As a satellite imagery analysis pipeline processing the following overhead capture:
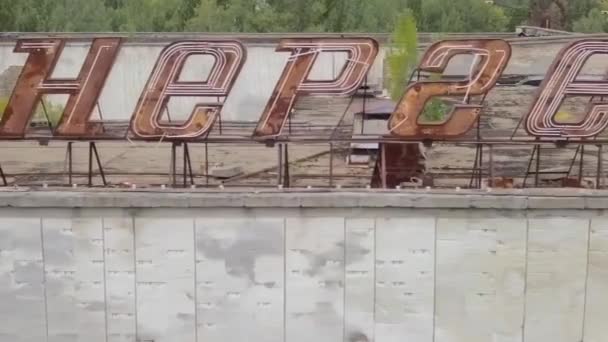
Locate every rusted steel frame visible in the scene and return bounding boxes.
[381,145,387,189]
[40,99,54,131]
[471,96,488,191]
[566,145,582,177]
[88,142,107,187]
[67,142,73,185]
[290,173,363,178]
[522,145,537,188]
[489,144,494,187]
[329,143,334,187]
[183,143,194,187]
[578,145,585,185]
[205,142,210,186]
[171,142,177,187]
[469,143,485,189]
[330,95,356,140]
[469,144,481,188]
[361,75,367,135]
[478,144,484,189]
[598,145,604,189]
[183,142,188,187]
[277,144,283,186]
[283,144,290,188]
[0,164,7,186]
[88,142,94,187]
[17,136,608,145]
[8,172,203,177]
[535,145,541,187]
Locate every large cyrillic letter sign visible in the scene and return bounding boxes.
[253,38,379,138]
[388,39,511,139]
[130,40,245,140]
[525,40,608,138]
[0,38,121,138]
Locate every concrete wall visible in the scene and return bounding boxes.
[1,190,608,342]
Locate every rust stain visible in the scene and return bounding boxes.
[388,39,512,139]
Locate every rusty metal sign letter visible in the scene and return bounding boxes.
[388,39,511,139]
[525,40,608,138]
[130,40,245,140]
[253,38,379,138]
[0,38,121,138]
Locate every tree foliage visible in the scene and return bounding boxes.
[419,0,509,32]
[387,9,418,102]
[573,8,608,33]
[1,0,608,33]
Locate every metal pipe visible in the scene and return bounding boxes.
[183,143,187,187]
[88,142,93,187]
[381,145,387,189]
[205,142,209,187]
[578,145,585,185]
[277,144,283,186]
[489,144,494,187]
[329,143,334,187]
[535,145,541,188]
[171,142,177,187]
[598,145,604,189]
[67,142,73,185]
[92,142,107,186]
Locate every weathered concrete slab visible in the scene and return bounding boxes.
[1,191,607,342]
[42,217,106,342]
[0,217,45,342]
[344,219,375,342]
[525,217,588,342]
[584,216,608,342]
[376,217,434,342]
[194,218,284,342]
[436,217,526,342]
[286,217,344,342]
[103,217,136,342]
[134,218,196,342]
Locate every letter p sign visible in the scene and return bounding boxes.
[254,38,379,138]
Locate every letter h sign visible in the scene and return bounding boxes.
[0,38,121,138]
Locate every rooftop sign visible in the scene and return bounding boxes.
[2,36,608,190]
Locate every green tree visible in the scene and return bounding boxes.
[113,0,194,31]
[13,0,55,31]
[569,0,601,25]
[387,9,418,102]
[419,0,509,32]
[573,8,607,32]
[0,0,15,31]
[12,0,110,31]
[48,0,112,31]
[188,0,291,32]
